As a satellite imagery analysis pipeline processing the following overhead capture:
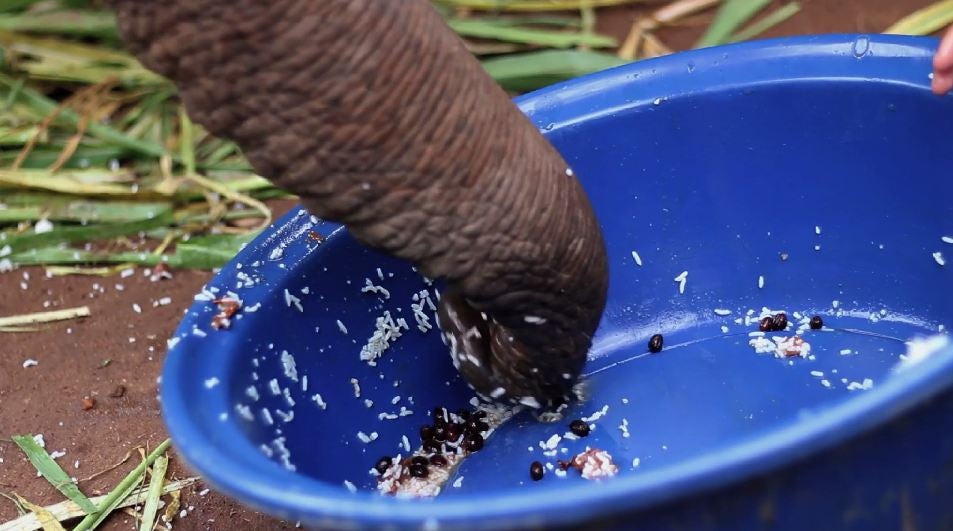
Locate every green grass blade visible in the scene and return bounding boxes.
[0,11,118,39]
[0,198,172,223]
[73,439,172,531]
[0,72,170,159]
[729,2,801,43]
[435,0,645,11]
[447,18,616,48]
[3,211,174,254]
[9,247,162,266]
[172,232,260,269]
[137,455,168,531]
[179,107,196,175]
[482,49,626,92]
[0,146,127,170]
[885,0,953,35]
[11,435,98,514]
[695,0,772,48]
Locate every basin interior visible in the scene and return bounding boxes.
[172,74,953,499]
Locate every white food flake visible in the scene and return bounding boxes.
[280,351,299,382]
[204,377,220,389]
[312,393,327,410]
[758,275,765,289]
[942,236,953,244]
[33,219,53,234]
[350,378,361,398]
[815,225,822,235]
[343,480,357,493]
[821,379,832,388]
[934,252,946,266]
[631,250,642,266]
[360,311,408,364]
[284,289,304,312]
[674,270,688,294]
[337,320,349,334]
[713,308,731,316]
[22,359,38,368]
[357,431,379,444]
[452,476,464,488]
[361,278,391,299]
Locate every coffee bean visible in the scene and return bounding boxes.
[411,456,429,467]
[473,410,488,419]
[810,315,824,330]
[772,313,788,331]
[429,454,448,467]
[648,334,663,353]
[569,419,590,437]
[409,463,428,478]
[463,434,484,452]
[420,425,435,441]
[423,439,442,453]
[759,317,773,332]
[466,419,489,434]
[433,425,447,442]
[530,461,544,481]
[455,409,471,421]
[446,423,462,441]
[374,456,392,475]
[431,407,449,424]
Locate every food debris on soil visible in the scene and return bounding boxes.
[211,296,242,330]
[82,396,96,410]
[149,262,173,281]
[109,384,126,398]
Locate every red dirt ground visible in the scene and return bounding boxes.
[0,1,940,528]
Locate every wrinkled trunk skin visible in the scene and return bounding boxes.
[110,0,608,408]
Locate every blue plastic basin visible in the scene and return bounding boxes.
[161,35,953,530]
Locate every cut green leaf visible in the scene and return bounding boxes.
[482,49,626,92]
[695,0,773,48]
[885,0,953,35]
[447,18,615,48]
[728,2,801,43]
[72,439,172,531]
[11,435,97,515]
[138,455,168,531]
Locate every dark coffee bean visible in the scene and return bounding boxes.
[455,409,471,421]
[759,317,774,332]
[810,315,824,330]
[648,334,663,353]
[374,456,392,475]
[530,461,544,481]
[409,463,428,478]
[466,419,489,434]
[423,439,442,453]
[463,434,484,452]
[433,425,447,442]
[569,419,591,437]
[411,456,429,467]
[772,313,788,331]
[473,410,488,419]
[429,454,448,467]
[431,407,449,424]
[446,423,462,441]
[420,425,435,441]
